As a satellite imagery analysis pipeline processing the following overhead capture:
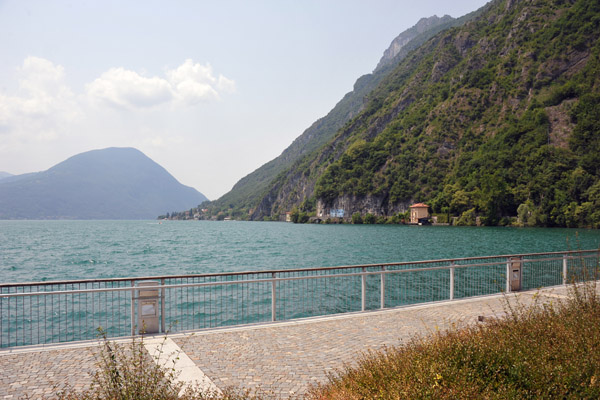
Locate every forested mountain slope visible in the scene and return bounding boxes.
[206,13,479,217]
[250,0,600,228]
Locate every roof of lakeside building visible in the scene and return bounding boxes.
[409,203,429,208]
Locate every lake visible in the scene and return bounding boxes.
[2,220,599,283]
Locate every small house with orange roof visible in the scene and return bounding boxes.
[409,203,430,224]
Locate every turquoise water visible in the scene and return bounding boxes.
[1,220,599,283]
[2,220,600,347]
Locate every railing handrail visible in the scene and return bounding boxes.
[2,252,598,298]
[3,248,599,349]
[2,249,598,288]
[0,265,473,298]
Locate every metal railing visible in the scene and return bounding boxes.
[1,249,598,348]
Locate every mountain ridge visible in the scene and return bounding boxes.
[205,12,478,217]
[0,147,207,219]
[0,172,13,180]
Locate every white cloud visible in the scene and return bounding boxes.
[0,57,79,145]
[0,57,234,144]
[19,56,66,95]
[166,59,235,105]
[86,67,174,109]
[217,75,236,93]
[0,57,236,195]
[86,59,235,109]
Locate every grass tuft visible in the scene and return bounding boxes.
[307,280,600,399]
[55,330,268,400]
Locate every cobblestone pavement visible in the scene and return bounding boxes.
[0,285,582,399]
[0,344,98,399]
[175,285,573,399]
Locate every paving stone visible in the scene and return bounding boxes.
[0,346,98,399]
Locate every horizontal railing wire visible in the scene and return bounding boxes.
[1,250,598,348]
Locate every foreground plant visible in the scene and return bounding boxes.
[54,330,179,400]
[54,329,265,400]
[307,281,600,399]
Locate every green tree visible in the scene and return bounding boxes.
[456,208,477,226]
[364,213,376,224]
[517,202,531,226]
[290,207,300,223]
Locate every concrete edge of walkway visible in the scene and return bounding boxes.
[1,282,594,356]
[144,337,223,396]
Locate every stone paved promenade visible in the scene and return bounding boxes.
[0,285,581,399]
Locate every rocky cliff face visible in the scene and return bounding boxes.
[374,15,454,72]
[316,196,410,220]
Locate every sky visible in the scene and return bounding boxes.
[0,0,490,200]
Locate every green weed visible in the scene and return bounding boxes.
[307,280,600,399]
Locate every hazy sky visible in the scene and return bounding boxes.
[0,0,489,200]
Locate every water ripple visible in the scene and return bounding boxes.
[0,220,599,283]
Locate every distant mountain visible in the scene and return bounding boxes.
[0,172,13,181]
[0,147,207,219]
[206,13,479,218]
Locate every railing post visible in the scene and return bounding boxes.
[520,255,524,289]
[130,280,135,336]
[361,267,366,312]
[271,273,276,322]
[506,258,511,293]
[449,262,455,300]
[563,254,568,285]
[160,278,166,333]
[380,266,386,309]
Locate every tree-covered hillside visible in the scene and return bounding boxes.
[249,0,600,228]
[204,13,478,218]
